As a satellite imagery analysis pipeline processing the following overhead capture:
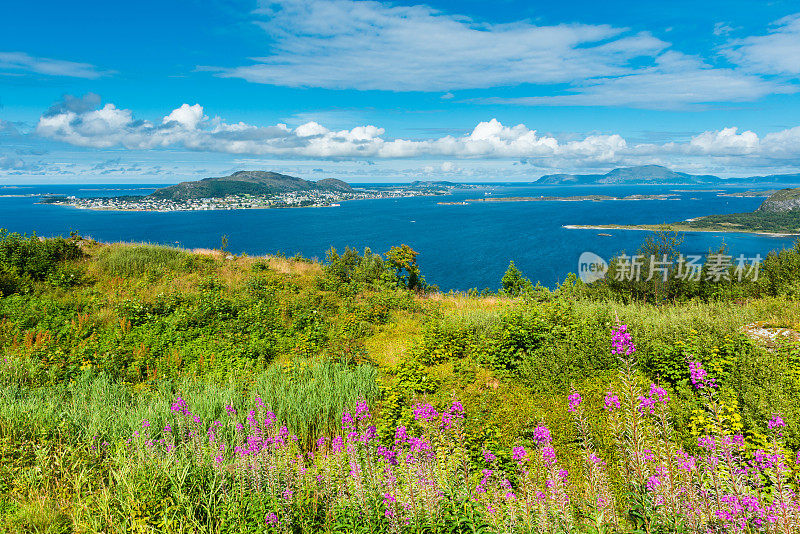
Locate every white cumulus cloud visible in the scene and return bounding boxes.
[31,95,800,173]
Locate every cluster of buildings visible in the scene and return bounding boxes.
[41,187,447,212]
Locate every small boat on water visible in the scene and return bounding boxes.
[597,233,612,237]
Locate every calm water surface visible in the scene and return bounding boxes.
[1,183,796,291]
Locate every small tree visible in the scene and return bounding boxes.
[385,244,423,291]
[501,261,533,296]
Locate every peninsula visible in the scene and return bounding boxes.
[39,171,464,212]
[565,187,800,236]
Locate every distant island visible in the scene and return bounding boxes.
[464,194,677,202]
[39,171,476,212]
[717,189,778,198]
[565,187,800,236]
[535,164,800,186]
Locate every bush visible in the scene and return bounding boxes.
[0,230,84,288]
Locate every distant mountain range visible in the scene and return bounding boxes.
[148,171,353,201]
[535,165,800,185]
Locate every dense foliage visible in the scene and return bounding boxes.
[2,229,800,532]
[688,210,800,233]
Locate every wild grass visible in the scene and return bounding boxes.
[93,243,194,278]
[0,359,379,448]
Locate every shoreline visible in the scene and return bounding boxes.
[37,192,442,212]
[562,224,800,238]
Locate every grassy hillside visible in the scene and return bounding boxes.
[3,231,800,532]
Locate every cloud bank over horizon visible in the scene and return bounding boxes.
[13,94,800,178]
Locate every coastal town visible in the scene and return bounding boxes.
[39,186,450,212]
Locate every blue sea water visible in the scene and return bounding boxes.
[1,183,797,291]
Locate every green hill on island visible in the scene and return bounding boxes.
[147,170,353,201]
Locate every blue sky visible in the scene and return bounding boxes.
[2,0,800,183]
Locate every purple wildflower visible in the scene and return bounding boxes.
[341,411,354,430]
[412,402,438,422]
[532,425,552,445]
[541,445,557,466]
[768,414,786,430]
[604,391,620,411]
[354,398,371,421]
[689,361,717,390]
[394,426,408,446]
[611,324,636,355]
[568,391,582,413]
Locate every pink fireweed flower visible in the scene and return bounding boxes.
[533,425,552,445]
[698,435,716,451]
[604,391,620,411]
[483,449,497,463]
[646,475,662,491]
[383,493,396,518]
[688,360,717,390]
[512,446,527,462]
[341,411,354,430]
[588,453,605,466]
[225,404,236,416]
[449,400,465,418]
[638,384,670,414]
[361,425,377,443]
[412,402,438,422]
[264,411,276,427]
[354,398,371,421]
[768,414,786,430]
[611,324,636,355]
[377,445,398,465]
[394,425,408,446]
[163,424,172,433]
[141,420,150,428]
[171,397,188,414]
[265,512,279,526]
[567,391,582,413]
[675,450,697,472]
[541,445,557,466]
